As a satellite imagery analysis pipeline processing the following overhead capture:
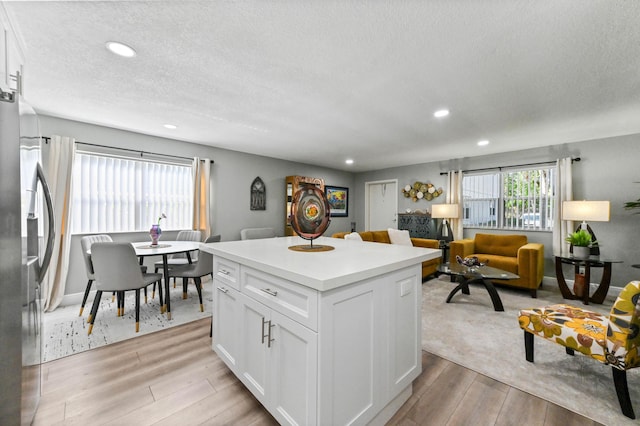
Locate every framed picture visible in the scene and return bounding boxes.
[325,186,349,217]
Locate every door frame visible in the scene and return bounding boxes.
[364,179,398,231]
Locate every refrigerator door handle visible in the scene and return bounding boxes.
[36,164,55,283]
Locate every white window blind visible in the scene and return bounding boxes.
[462,166,556,231]
[71,153,193,234]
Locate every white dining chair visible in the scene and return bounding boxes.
[168,250,213,312]
[89,242,163,334]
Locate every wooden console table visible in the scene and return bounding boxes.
[554,253,622,305]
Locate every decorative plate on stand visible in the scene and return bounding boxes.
[288,186,334,252]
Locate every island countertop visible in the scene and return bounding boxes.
[201,236,440,292]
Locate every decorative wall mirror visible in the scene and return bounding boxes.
[250,177,266,210]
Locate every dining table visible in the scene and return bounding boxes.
[131,241,201,319]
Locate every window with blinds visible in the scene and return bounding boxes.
[462,166,556,231]
[71,152,193,234]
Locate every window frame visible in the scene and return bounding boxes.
[71,150,194,235]
[461,165,556,232]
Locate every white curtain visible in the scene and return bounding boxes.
[553,157,573,254]
[192,157,212,238]
[42,135,76,311]
[446,170,464,240]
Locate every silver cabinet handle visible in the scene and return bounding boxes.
[216,286,228,293]
[267,321,275,348]
[261,317,269,344]
[260,288,278,297]
[218,269,230,276]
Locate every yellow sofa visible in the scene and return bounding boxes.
[449,233,545,297]
[331,230,441,280]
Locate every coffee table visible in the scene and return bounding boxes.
[437,263,520,311]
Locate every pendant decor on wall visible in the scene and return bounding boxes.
[250,177,266,210]
[401,181,443,202]
[288,186,334,252]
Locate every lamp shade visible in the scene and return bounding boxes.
[431,203,459,219]
[562,200,610,222]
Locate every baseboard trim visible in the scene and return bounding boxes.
[60,291,89,307]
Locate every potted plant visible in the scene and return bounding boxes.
[565,229,596,258]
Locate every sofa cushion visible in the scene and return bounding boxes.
[473,254,518,274]
[344,232,363,241]
[474,233,527,257]
[371,230,391,243]
[388,228,412,246]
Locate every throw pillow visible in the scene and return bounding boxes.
[387,228,412,246]
[344,232,363,241]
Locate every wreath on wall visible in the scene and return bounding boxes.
[401,181,443,202]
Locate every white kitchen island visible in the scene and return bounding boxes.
[201,236,440,425]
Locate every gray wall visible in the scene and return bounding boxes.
[40,113,640,299]
[354,136,640,289]
[39,116,355,300]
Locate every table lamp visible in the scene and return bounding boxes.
[431,203,459,242]
[561,200,610,255]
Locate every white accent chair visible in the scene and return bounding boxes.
[240,227,276,240]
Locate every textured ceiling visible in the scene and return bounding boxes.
[4,1,640,171]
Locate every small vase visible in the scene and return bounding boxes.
[149,224,162,246]
[573,246,590,258]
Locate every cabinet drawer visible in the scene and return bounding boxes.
[241,267,318,331]
[213,257,240,290]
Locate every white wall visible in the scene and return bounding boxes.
[39,115,356,299]
[354,136,640,289]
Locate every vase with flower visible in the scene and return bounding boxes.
[150,213,166,246]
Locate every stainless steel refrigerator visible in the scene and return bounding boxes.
[0,87,54,425]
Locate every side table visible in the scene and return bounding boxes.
[554,253,623,305]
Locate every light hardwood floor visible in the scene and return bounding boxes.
[34,318,603,426]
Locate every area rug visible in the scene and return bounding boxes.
[422,276,639,426]
[42,281,213,362]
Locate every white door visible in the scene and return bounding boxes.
[366,180,398,231]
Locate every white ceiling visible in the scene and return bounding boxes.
[4,1,640,172]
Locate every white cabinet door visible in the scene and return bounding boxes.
[387,269,422,397]
[269,310,318,426]
[0,9,23,93]
[238,292,270,406]
[319,277,385,426]
[238,290,318,426]
[212,281,240,373]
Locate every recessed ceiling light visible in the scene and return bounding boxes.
[477,140,490,146]
[434,109,450,118]
[345,159,354,165]
[106,41,136,58]
[163,124,177,129]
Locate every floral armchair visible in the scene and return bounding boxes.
[518,281,640,419]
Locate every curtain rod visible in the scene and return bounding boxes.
[41,136,209,163]
[439,157,580,175]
